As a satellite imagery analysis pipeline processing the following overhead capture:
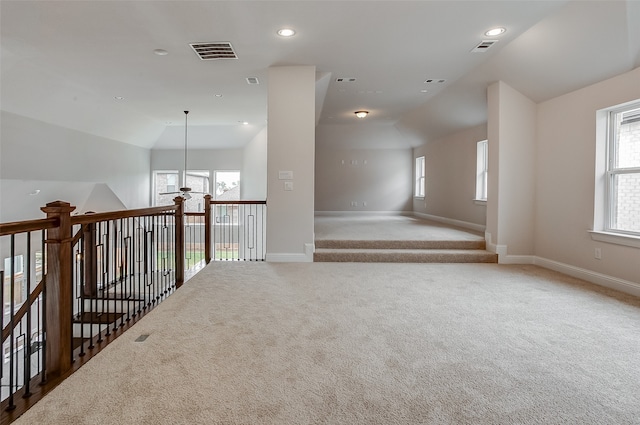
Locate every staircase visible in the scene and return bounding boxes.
[314,238,497,263]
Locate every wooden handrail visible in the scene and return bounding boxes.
[70,205,178,225]
[209,200,266,205]
[1,279,44,343]
[0,217,59,236]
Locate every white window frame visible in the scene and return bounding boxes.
[415,156,425,198]
[591,100,640,248]
[475,140,488,203]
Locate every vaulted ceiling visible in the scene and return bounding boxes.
[2,1,639,150]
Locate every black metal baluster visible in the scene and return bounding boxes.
[40,229,47,385]
[23,234,33,397]
[8,235,16,410]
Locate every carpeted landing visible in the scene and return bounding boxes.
[13,262,640,425]
[314,215,497,263]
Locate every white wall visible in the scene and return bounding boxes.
[412,124,487,227]
[315,147,412,213]
[535,66,640,285]
[241,127,267,200]
[0,111,150,220]
[266,66,316,261]
[487,81,537,257]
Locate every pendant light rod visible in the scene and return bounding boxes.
[180,110,191,193]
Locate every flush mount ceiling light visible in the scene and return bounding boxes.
[355,111,369,118]
[485,27,506,37]
[153,49,169,56]
[277,28,296,37]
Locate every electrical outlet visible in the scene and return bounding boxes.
[594,247,602,260]
[350,201,357,207]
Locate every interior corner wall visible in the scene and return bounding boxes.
[535,66,640,284]
[315,147,412,213]
[0,110,150,215]
[486,81,537,257]
[266,66,316,261]
[241,127,267,200]
[412,123,487,226]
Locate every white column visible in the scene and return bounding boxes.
[266,66,316,261]
[486,81,537,261]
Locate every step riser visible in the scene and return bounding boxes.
[316,240,485,250]
[314,253,497,263]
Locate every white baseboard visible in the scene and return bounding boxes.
[534,256,640,297]
[266,243,315,263]
[315,211,412,217]
[413,212,486,233]
[266,253,312,262]
[498,255,535,264]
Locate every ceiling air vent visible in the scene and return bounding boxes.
[246,77,260,85]
[335,77,357,83]
[189,42,237,60]
[471,40,498,53]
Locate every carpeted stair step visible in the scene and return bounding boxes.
[314,248,498,263]
[315,239,486,250]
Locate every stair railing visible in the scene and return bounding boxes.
[1,194,268,422]
[208,197,266,261]
[0,197,186,421]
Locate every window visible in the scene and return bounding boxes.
[214,171,240,200]
[3,255,26,308]
[605,103,640,235]
[415,156,425,198]
[475,140,488,201]
[214,171,240,224]
[153,170,179,206]
[184,170,210,212]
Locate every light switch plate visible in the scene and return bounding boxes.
[278,171,293,180]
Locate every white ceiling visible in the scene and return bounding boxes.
[1,1,639,150]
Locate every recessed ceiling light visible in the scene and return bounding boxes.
[420,89,428,93]
[354,111,369,118]
[485,27,506,37]
[239,121,249,125]
[114,96,124,100]
[29,189,40,196]
[277,28,296,37]
[154,49,169,56]
[214,94,223,98]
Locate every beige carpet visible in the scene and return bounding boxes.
[12,262,640,425]
[314,215,496,263]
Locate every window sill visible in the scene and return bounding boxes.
[589,231,640,248]
[473,199,487,205]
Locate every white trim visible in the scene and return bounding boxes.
[473,199,487,205]
[266,253,312,262]
[266,243,315,263]
[534,256,640,297]
[315,211,413,217]
[589,231,640,248]
[498,255,534,265]
[413,212,485,233]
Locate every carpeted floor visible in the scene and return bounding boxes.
[12,261,640,425]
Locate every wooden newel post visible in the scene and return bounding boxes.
[174,197,185,288]
[83,212,97,298]
[41,201,76,378]
[204,194,212,264]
